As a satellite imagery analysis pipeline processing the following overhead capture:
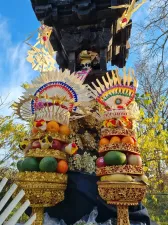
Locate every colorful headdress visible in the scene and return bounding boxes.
[89,68,139,120]
[13,69,93,125]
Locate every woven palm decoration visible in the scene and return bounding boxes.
[26,24,56,72]
[89,68,139,120]
[13,69,93,125]
[110,0,146,29]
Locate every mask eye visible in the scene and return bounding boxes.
[115,98,122,105]
[48,136,53,143]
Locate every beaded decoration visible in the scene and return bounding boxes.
[13,69,93,125]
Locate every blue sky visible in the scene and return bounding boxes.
[0,0,148,116]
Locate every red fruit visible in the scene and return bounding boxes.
[96,157,106,168]
[61,143,67,151]
[32,140,41,149]
[52,139,62,150]
[72,143,76,148]
[127,154,142,166]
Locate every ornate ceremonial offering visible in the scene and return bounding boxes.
[90,69,148,225]
[26,24,56,72]
[1,0,150,224]
[13,69,93,225]
[110,0,146,30]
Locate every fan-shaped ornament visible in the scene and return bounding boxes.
[13,69,93,125]
[89,68,139,120]
[27,47,56,72]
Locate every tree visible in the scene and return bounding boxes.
[0,97,27,167]
[133,0,168,75]
[136,94,168,224]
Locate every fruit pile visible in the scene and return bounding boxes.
[17,119,78,174]
[96,119,148,184]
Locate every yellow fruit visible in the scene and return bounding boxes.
[47,121,60,133]
[110,136,121,144]
[59,125,70,136]
[100,174,133,182]
[99,138,110,146]
[121,136,134,145]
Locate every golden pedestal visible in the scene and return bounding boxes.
[15,172,67,225]
[98,181,146,225]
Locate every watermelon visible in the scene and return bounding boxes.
[104,151,126,165]
[17,160,24,172]
[22,157,39,172]
[39,157,57,172]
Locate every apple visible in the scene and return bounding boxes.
[52,139,62,150]
[61,143,67,151]
[32,140,41,149]
[127,154,142,166]
[96,157,106,168]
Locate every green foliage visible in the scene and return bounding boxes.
[0,115,27,165]
[145,194,168,225]
[136,94,168,223]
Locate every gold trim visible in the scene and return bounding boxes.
[26,149,67,159]
[15,182,66,189]
[107,201,138,206]
[116,205,130,225]
[15,172,67,184]
[99,142,139,154]
[32,207,44,225]
[31,132,69,143]
[101,127,135,138]
[96,165,143,176]
[97,181,146,203]
[16,182,67,207]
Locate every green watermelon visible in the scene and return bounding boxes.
[39,157,57,172]
[22,157,39,171]
[17,160,24,172]
[104,151,126,165]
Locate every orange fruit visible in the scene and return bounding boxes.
[47,121,60,133]
[57,160,68,174]
[59,125,70,136]
[110,136,121,144]
[99,138,110,146]
[121,136,134,145]
[32,127,38,134]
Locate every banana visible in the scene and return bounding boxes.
[100,174,133,182]
[134,175,149,185]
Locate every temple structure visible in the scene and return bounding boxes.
[17,1,151,224]
[30,0,132,75]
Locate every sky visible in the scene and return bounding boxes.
[0,0,148,116]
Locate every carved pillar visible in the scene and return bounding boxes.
[32,207,44,225]
[100,49,107,71]
[68,52,76,73]
[117,205,130,225]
